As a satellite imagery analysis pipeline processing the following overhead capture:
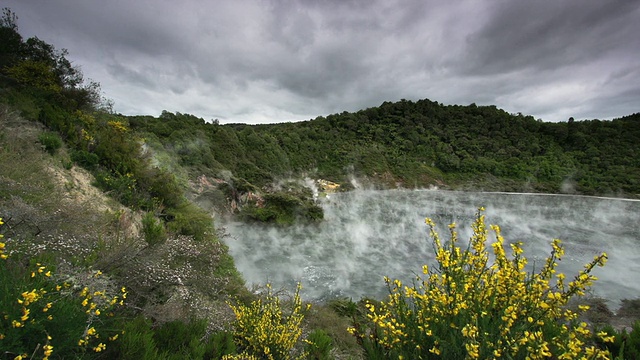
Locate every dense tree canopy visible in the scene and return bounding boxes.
[125,101,640,197]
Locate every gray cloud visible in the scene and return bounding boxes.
[5,0,639,123]
[463,0,640,74]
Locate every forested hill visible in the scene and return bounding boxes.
[128,101,640,197]
[1,3,638,200]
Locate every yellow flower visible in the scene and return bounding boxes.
[43,344,53,357]
[346,209,611,359]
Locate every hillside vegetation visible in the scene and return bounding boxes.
[128,102,640,198]
[2,7,640,359]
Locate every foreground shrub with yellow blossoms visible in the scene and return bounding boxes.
[228,283,309,360]
[348,209,613,359]
[0,218,126,359]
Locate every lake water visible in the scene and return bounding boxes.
[223,190,640,309]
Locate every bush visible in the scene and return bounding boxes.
[70,149,99,170]
[141,212,166,246]
[304,301,362,359]
[305,329,333,360]
[165,202,213,242]
[0,219,127,359]
[152,318,234,359]
[594,321,640,360]
[139,167,184,209]
[348,209,612,359]
[240,192,323,225]
[108,316,160,360]
[228,283,308,360]
[38,131,62,155]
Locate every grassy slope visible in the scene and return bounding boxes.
[0,104,247,324]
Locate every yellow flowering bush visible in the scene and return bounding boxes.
[228,283,309,360]
[107,120,129,133]
[0,217,6,260]
[0,217,126,359]
[349,209,613,359]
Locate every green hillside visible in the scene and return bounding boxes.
[127,102,640,197]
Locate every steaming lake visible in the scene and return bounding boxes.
[223,190,640,308]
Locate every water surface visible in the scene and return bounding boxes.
[224,190,640,308]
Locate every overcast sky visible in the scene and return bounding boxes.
[5,0,640,124]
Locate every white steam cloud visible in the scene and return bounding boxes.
[223,190,640,309]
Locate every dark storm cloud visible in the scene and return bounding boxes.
[4,0,639,123]
[463,0,640,75]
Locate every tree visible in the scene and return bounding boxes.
[22,36,83,89]
[0,8,23,69]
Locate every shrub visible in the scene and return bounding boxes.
[93,170,140,207]
[228,283,308,360]
[348,208,612,359]
[108,315,160,360]
[138,167,184,209]
[240,192,323,225]
[305,301,362,359]
[152,318,236,359]
[595,321,640,360]
[142,212,166,246]
[305,329,333,360]
[0,218,126,359]
[165,202,213,241]
[38,131,62,155]
[70,149,99,170]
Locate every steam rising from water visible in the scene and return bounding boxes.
[223,190,640,308]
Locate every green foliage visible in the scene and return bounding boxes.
[141,212,166,246]
[594,322,640,360]
[37,131,62,155]
[305,300,363,359]
[93,170,140,207]
[119,101,640,198]
[349,210,612,359]
[0,9,22,70]
[228,283,308,360]
[110,316,161,360]
[151,318,235,359]
[0,229,126,359]
[141,167,184,209]
[165,202,213,241]
[240,191,323,225]
[70,149,99,169]
[6,60,61,92]
[305,329,333,360]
